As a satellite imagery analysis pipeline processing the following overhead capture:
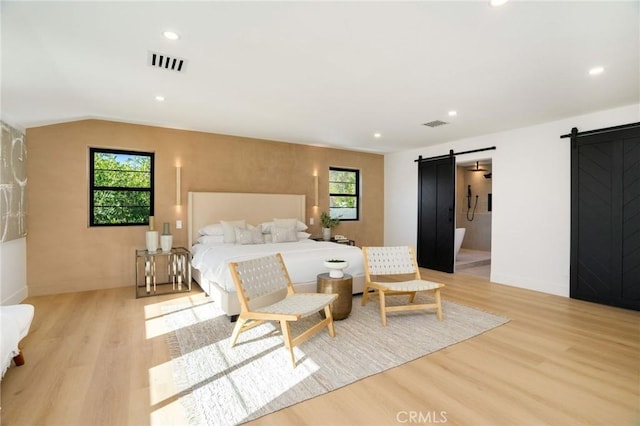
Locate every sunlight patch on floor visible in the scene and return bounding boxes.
[148,361,190,425]
[144,294,214,339]
[150,399,187,426]
[146,300,322,424]
[148,361,179,405]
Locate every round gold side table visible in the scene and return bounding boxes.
[317,273,353,320]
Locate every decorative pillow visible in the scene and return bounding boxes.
[235,227,264,245]
[196,235,225,245]
[263,234,273,243]
[251,227,265,244]
[271,226,298,243]
[221,219,247,243]
[297,232,311,240]
[198,223,224,236]
[272,218,308,232]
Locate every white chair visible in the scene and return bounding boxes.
[229,253,338,367]
[362,246,445,326]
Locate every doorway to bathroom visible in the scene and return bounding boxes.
[455,159,492,279]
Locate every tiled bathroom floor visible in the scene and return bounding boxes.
[456,248,491,280]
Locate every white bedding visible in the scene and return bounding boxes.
[191,239,364,293]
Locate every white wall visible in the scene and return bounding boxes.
[385,103,639,296]
[1,238,28,304]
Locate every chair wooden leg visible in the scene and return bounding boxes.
[434,289,443,321]
[324,305,336,337]
[408,291,417,303]
[229,318,247,347]
[378,290,387,326]
[361,285,370,306]
[280,320,296,367]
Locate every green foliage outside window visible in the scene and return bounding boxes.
[90,148,154,226]
[329,167,359,220]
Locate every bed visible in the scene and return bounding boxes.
[188,192,365,319]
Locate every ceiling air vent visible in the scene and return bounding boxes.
[422,120,448,128]
[148,51,187,73]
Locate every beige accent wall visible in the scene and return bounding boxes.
[26,119,384,296]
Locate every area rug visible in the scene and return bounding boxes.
[165,294,508,425]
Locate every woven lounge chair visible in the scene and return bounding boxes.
[362,246,445,326]
[229,253,338,367]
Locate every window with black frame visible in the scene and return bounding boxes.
[329,167,359,221]
[89,148,154,226]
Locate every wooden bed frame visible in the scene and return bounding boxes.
[187,191,365,319]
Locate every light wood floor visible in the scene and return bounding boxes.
[1,271,638,425]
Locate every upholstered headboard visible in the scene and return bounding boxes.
[187,192,306,248]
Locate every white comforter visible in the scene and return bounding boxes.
[191,239,364,292]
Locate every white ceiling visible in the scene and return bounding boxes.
[2,1,639,154]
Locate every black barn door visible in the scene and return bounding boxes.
[571,125,640,310]
[417,156,455,272]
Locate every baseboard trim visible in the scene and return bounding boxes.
[1,286,29,305]
[491,273,569,297]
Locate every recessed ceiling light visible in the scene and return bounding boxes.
[162,31,180,41]
[373,133,382,138]
[448,110,457,117]
[489,0,509,7]
[155,95,165,102]
[589,66,605,76]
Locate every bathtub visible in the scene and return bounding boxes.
[455,228,466,259]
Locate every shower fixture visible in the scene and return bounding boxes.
[469,161,487,172]
[484,172,492,179]
[466,184,479,221]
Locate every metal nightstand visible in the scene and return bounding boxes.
[135,247,191,298]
